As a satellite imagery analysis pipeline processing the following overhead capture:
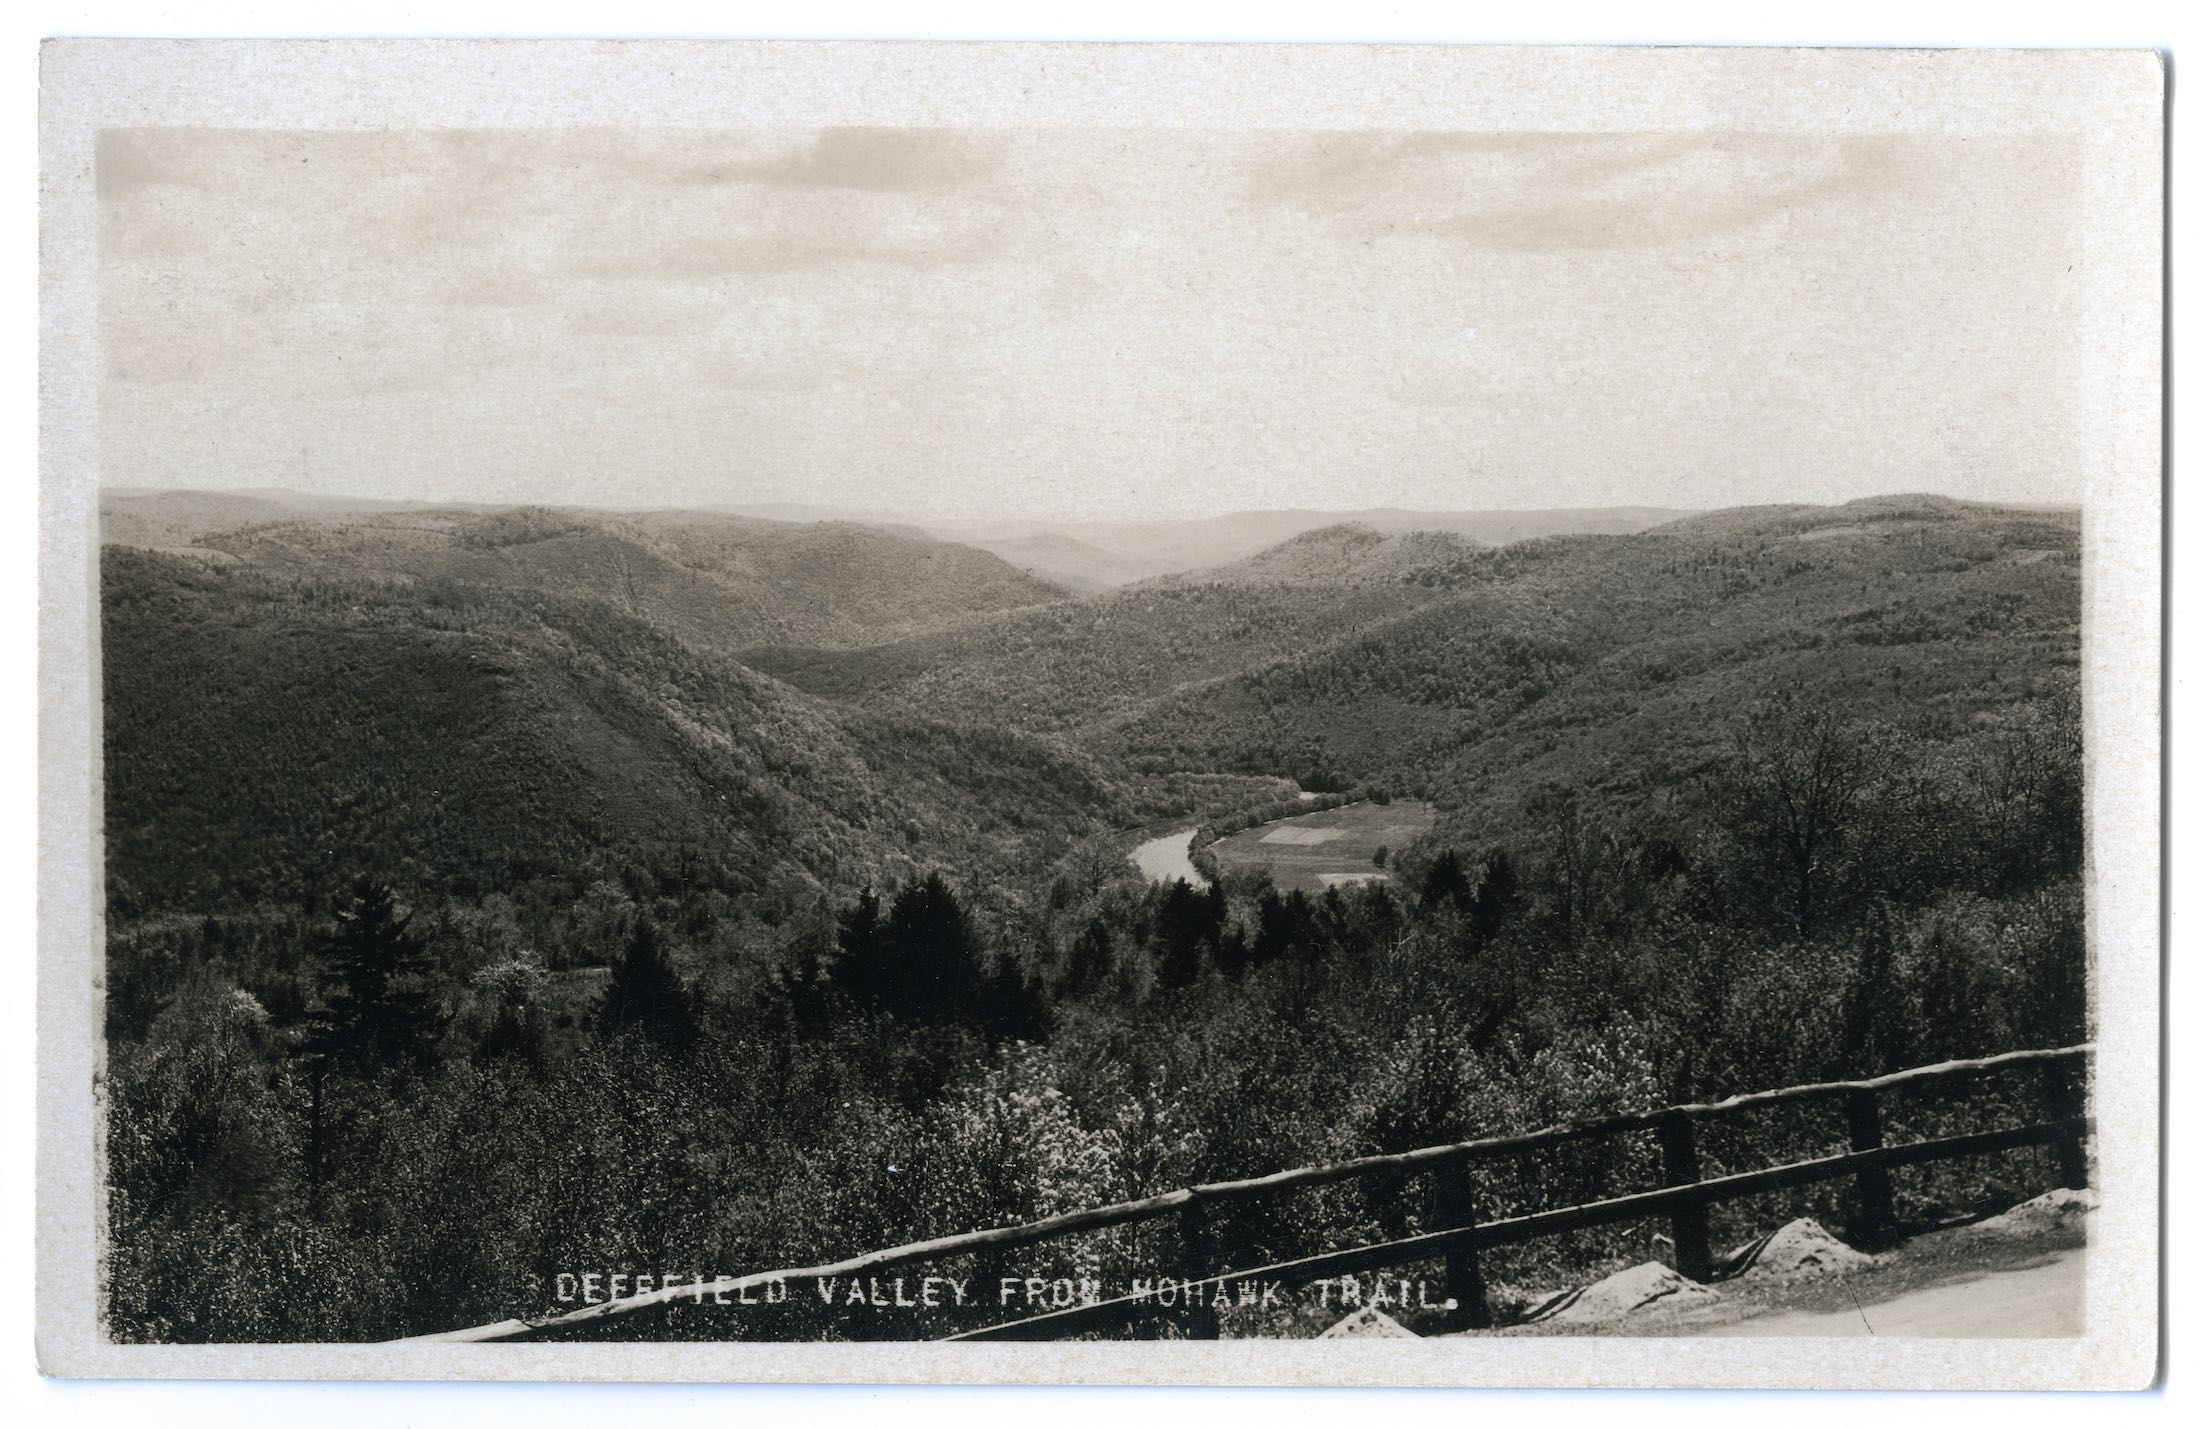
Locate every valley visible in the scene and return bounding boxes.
[96,486,2091,1345]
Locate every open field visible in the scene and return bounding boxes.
[1208,798,1436,895]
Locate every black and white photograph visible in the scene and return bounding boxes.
[33,37,2164,1388]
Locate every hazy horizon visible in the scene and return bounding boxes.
[101,128,2084,522]
[107,482,2088,532]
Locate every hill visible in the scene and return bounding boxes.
[98,487,424,554]
[1098,496,2081,845]
[99,489,2081,916]
[98,488,2092,1349]
[99,548,1131,922]
[752,495,2079,850]
[101,492,1074,651]
[931,506,1690,587]
[743,579,1444,738]
[952,531,1142,595]
[1193,523,1486,587]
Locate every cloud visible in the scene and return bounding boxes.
[556,131,1014,282]
[435,271,551,309]
[92,126,2082,516]
[682,128,1004,194]
[1246,132,1922,253]
[566,206,1007,282]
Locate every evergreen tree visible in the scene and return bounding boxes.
[1420,848,1472,913]
[835,885,887,1007]
[594,918,698,1051]
[1153,878,1217,989]
[1467,849,1519,948]
[1253,888,1317,965]
[303,880,447,1081]
[879,871,984,1022]
[976,958,1052,1043]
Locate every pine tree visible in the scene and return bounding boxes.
[1420,848,1472,913]
[896,873,977,1018]
[1467,849,1518,948]
[835,886,887,1008]
[976,960,1052,1044]
[1253,888,1317,965]
[1153,878,1214,989]
[304,880,447,1081]
[594,918,698,1051]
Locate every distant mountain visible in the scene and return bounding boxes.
[1191,523,1485,587]
[98,487,2080,928]
[931,506,1691,588]
[98,487,426,553]
[754,496,2080,847]
[954,531,1144,596]
[100,492,1072,651]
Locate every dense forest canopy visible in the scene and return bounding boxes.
[100,491,2087,1341]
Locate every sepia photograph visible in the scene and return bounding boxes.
[35,38,2163,1388]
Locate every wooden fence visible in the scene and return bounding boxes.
[410,1043,2091,1344]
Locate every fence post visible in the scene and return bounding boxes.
[1431,1164,1494,1329]
[1178,1200,1222,1340]
[1656,1111,1713,1281]
[2040,1060,2090,1190]
[1844,1087,1900,1250]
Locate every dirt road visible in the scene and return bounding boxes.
[1707,1246,2085,1338]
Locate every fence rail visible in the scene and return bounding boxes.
[407,1043,2092,1344]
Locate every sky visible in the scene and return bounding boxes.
[98,126,2084,522]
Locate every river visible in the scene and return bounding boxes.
[1130,829,1204,884]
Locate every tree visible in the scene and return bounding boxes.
[879,871,985,1023]
[975,958,1053,1044]
[1254,888,1317,965]
[1467,848,1519,949]
[1420,849,1471,913]
[303,880,447,1082]
[1964,694,2084,894]
[1540,788,1617,947]
[594,918,698,1051]
[1153,878,1220,989]
[781,908,838,1039]
[470,952,549,1066]
[1064,917,1115,998]
[1724,692,1880,937]
[834,885,887,1007]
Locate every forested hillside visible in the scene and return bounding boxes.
[751,495,2080,832]
[1104,497,2081,849]
[1191,522,1487,587]
[101,548,1166,929]
[104,491,1072,652]
[745,581,1439,736]
[100,490,2091,1344]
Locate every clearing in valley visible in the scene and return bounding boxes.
[1208,798,1436,895]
